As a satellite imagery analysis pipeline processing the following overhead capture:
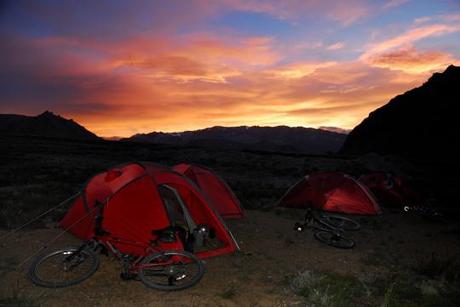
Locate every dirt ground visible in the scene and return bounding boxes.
[1,209,459,307]
[1,136,459,306]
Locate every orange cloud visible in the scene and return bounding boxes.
[1,27,453,138]
[360,21,460,74]
[109,33,279,84]
[266,61,337,79]
[362,23,460,60]
[368,47,458,73]
[58,60,448,136]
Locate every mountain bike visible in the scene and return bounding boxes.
[403,204,442,217]
[28,227,204,291]
[294,208,360,249]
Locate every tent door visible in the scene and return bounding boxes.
[158,184,197,231]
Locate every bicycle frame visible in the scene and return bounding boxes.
[293,207,358,249]
[80,230,196,277]
[28,216,206,290]
[298,208,343,234]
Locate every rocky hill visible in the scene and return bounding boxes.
[0,111,100,140]
[341,65,459,157]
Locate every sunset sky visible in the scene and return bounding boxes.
[1,0,459,137]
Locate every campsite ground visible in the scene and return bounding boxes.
[1,136,459,306]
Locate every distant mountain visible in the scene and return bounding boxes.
[319,126,351,134]
[125,126,347,154]
[0,111,100,140]
[341,65,459,157]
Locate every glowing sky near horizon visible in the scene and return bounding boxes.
[1,0,459,137]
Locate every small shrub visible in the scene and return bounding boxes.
[0,281,40,307]
[0,256,19,274]
[380,283,395,307]
[217,287,237,300]
[419,280,440,296]
[290,270,365,307]
[413,253,457,280]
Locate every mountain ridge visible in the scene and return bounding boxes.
[0,111,100,140]
[125,125,347,154]
[340,64,459,156]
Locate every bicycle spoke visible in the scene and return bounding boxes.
[143,269,168,276]
[139,251,204,291]
[319,214,360,231]
[29,247,99,288]
[314,231,355,249]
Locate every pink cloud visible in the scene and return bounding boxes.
[326,1,370,26]
[362,23,460,60]
[368,46,458,73]
[414,16,432,25]
[219,0,371,26]
[382,0,410,10]
[326,42,345,50]
[1,25,454,137]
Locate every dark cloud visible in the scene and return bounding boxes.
[286,105,355,116]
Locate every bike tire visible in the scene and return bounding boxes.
[320,214,360,231]
[139,250,204,291]
[314,231,355,249]
[28,247,99,288]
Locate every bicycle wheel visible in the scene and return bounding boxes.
[139,250,204,291]
[314,231,355,249]
[28,247,99,288]
[320,214,360,231]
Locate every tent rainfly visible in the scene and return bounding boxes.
[277,172,381,215]
[59,162,239,258]
[173,163,244,219]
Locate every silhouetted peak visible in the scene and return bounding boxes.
[37,110,59,119]
[0,111,99,140]
[444,64,459,73]
[427,64,459,83]
[341,64,459,157]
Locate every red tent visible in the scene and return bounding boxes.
[277,172,381,215]
[359,172,420,207]
[59,162,239,258]
[173,164,244,219]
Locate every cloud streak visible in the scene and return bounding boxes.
[368,47,457,73]
[382,0,410,10]
[326,42,345,50]
[219,0,372,25]
[362,23,460,60]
